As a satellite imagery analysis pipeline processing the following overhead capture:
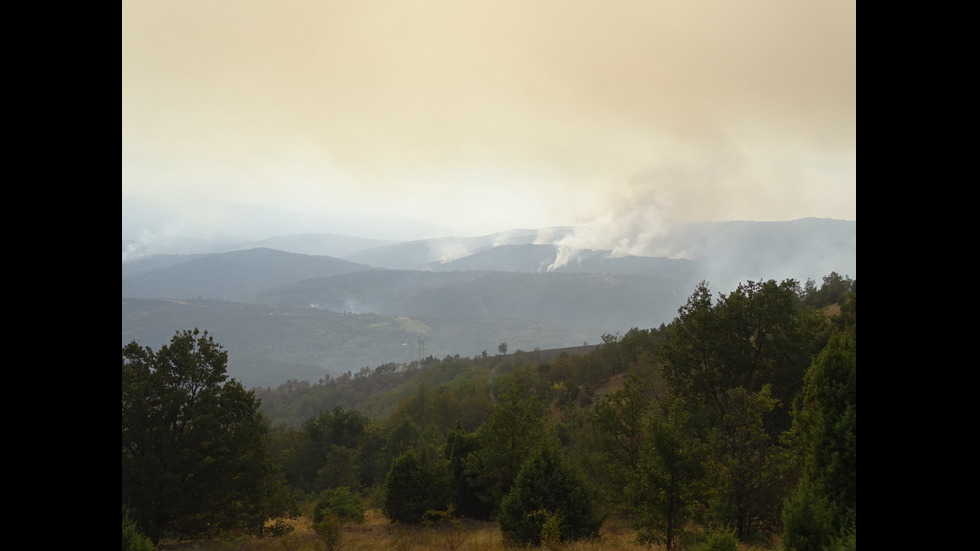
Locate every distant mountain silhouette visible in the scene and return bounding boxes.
[121,218,855,388]
[122,248,376,303]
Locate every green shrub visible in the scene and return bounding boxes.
[498,447,602,546]
[692,527,738,551]
[312,513,343,551]
[382,448,452,524]
[780,485,833,551]
[312,486,366,524]
[122,513,156,551]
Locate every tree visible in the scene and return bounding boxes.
[592,373,652,473]
[803,272,854,308]
[660,279,816,438]
[628,400,703,551]
[444,424,494,520]
[498,342,508,355]
[782,323,856,550]
[498,446,603,546]
[465,378,547,514]
[382,448,452,524]
[310,486,366,551]
[591,373,653,503]
[122,329,291,544]
[284,406,376,493]
[700,385,786,540]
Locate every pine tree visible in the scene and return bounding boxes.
[498,446,603,546]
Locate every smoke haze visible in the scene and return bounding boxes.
[122,0,855,242]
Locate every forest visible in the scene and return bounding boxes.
[122,273,855,551]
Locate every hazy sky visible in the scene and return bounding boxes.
[122,0,855,240]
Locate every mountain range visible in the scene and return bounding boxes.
[122,215,855,389]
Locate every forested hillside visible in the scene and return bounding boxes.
[122,219,855,390]
[123,273,856,550]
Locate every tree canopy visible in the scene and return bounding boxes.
[121,272,855,548]
[121,329,292,543]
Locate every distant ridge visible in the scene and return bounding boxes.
[122,248,376,303]
[121,218,855,388]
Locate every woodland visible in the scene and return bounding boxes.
[122,273,855,551]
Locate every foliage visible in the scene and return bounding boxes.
[382,448,453,524]
[654,278,845,541]
[782,295,856,549]
[780,482,835,551]
[462,376,549,516]
[691,526,739,551]
[422,505,469,551]
[122,511,156,551]
[659,279,817,436]
[312,486,366,524]
[802,272,855,309]
[121,329,294,544]
[628,400,703,551]
[444,424,494,520]
[497,446,603,547]
[121,272,854,549]
[699,385,787,540]
[538,508,564,551]
[311,512,343,551]
[280,406,382,494]
[592,373,653,481]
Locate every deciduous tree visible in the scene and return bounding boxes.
[628,399,703,551]
[122,329,292,543]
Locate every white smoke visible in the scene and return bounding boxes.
[544,201,680,272]
[435,238,471,264]
[121,223,187,263]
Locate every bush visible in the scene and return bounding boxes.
[122,513,156,551]
[498,447,603,546]
[692,527,738,551]
[382,449,452,524]
[780,485,833,551]
[312,486,366,524]
[312,513,344,551]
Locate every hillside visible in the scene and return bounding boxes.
[121,218,855,389]
[122,297,600,388]
[121,248,377,303]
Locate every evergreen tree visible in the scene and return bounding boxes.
[444,423,494,520]
[782,314,856,550]
[382,448,452,524]
[465,378,547,514]
[286,406,373,493]
[498,446,603,546]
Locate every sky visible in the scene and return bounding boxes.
[122,0,855,244]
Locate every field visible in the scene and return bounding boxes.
[156,509,653,551]
[156,510,780,550]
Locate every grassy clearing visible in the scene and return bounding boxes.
[155,509,648,551]
[156,509,779,551]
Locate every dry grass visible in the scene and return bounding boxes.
[155,509,659,551]
[156,510,778,551]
